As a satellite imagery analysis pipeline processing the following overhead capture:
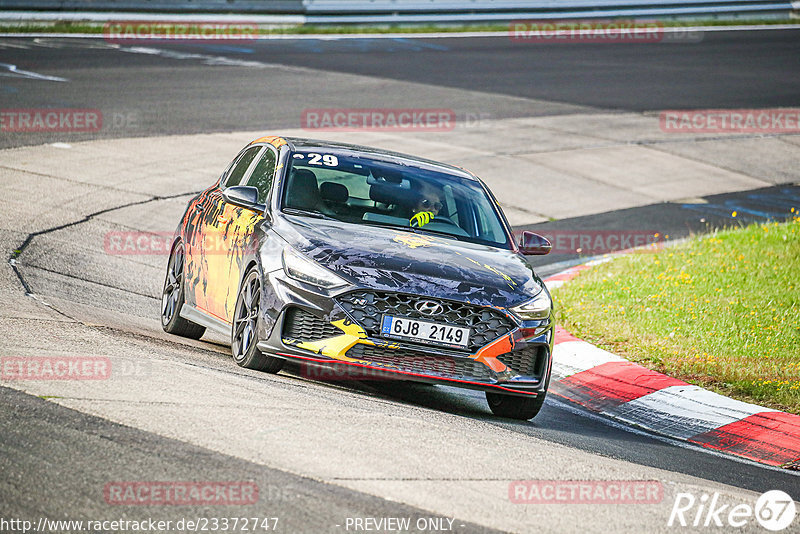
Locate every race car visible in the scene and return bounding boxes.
[161,136,554,420]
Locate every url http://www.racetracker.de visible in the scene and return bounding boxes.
[0,517,280,533]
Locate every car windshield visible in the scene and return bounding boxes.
[281,149,511,248]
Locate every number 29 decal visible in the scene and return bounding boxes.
[306,153,339,167]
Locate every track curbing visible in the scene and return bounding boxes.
[544,260,800,469]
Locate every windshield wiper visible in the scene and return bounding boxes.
[411,227,467,242]
[282,207,337,220]
[360,220,421,234]
[361,220,466,242]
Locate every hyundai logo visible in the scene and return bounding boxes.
[414,300,444,316]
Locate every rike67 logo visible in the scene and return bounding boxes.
[668,490,796,531]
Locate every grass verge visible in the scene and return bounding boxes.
[553,215,800,414]
[0,18,798,35]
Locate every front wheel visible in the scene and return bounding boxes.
[486,391,546,420]
[231,268,284,373]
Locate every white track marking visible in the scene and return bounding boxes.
[547,396,800,477]
[608,385,778,440]
[544,279,564,291]
[551,340,625,380]
[0,62,67,82]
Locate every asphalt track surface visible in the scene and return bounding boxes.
[1,29,799,533]
[1,28,799,148]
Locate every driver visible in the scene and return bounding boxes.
[410,182,443,227]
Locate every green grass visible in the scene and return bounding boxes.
[0,18,797,35]
[553,214,800,414]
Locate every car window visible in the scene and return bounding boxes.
[282,150,511,248]
[225,146,262,188]
[245,147,277,204]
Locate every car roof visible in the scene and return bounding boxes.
[249,135,477,181]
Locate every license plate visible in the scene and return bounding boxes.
[380,315,470,349]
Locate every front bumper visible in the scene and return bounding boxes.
[256,280,553,397]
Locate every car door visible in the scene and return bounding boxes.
[217,144,278,321]
[203,144,277,323]
[218,144,280,315]
[198,144,263,321]
[182,150,246,312]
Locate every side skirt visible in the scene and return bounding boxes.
[180,304,230,336]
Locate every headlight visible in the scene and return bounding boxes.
[281,246,348,289]
[510,290,552,320]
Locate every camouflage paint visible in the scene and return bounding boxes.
[275,217,541,308]
[171,136,552,395]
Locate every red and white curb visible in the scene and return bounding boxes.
[543,262,800,470]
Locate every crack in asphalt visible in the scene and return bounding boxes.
[7,189,201,296]
[21,263,159,300]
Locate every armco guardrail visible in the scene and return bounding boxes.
[302,0,789,12]
[302,0,795,23]
[0,1,303,12]
[0,0,795,21]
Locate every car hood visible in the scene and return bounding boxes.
[274,215,544,308]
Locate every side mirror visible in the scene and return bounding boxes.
[519,231,551,256]
[223,186,264,212]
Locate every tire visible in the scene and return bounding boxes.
[161,241,206,340]
[231,267,284,373]
[486,391,546,420]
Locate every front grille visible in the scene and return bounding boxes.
[497,346,548,378]
[282,307,341,341]
[336,291,515,352]
[346,344,494,382]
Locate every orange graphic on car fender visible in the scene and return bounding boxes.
[471,335,512,373]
